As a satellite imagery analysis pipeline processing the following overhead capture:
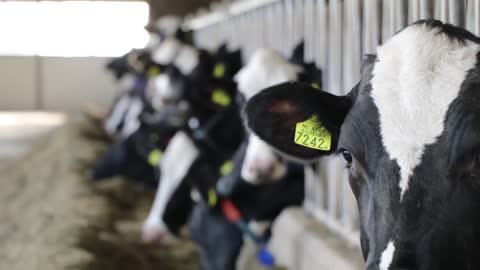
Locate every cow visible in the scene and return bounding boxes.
[187,46,321,270]
[235,45,322,184]
[91,36,186,183]
[189,142,305,270]
[142,44,246,242]
[243,20,480,270]
[143,45,320,270]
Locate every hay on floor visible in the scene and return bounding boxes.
[0,116,198,270]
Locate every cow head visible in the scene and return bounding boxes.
[244,20,480,270]
[235,48,303,184]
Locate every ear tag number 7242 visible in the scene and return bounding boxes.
[294,116,331,151]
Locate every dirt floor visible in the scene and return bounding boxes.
[0,115,199,270]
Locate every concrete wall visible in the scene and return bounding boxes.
[0,56,118,112]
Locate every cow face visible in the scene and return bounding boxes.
[235,48,302,184]
[244,20,480,270]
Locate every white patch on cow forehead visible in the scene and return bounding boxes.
[152,38,182,64]
[154,16,181,36]
[145,131,199,230]
[174,45,199,75]
[379,241,395,269]
[234,48,302,99]
[371,24,480,200]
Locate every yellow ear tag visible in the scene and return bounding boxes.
[294,116,331,151]
[213,63,226,78]
[208,188,218,207]
[311,82,320,90]
[220,160,234,176]
[147,66,161,77]
[148,149,163,166]
[212,89,231,107]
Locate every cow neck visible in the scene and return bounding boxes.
[187,103,244,160]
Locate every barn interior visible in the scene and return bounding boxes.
[0,1,478,270]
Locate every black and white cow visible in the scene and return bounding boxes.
[235,46,322,184]
[190,142,305,270]
[92,41,238,186]
[142,44,246,242]
[143,46,320,269]
[103,36,184,138]
[187,46,321,270]
[244,20,480,270]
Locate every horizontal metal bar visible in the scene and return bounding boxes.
[185,0,281,31]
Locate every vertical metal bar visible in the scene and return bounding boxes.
[475,0,480,36]
[382,0,395,41]
[408,0,419,23]
[419,0,431,19]
[329,0,343,94]
[304,0,313,61]
[438,0,448,22]
[347,0,361,89]
[285,0,295,55]
[315,0,328,75]
[363,0,380,54]
[277,2,286,54]
[295,0,305,47]
[448,0,464,26]
[395,0,407,32]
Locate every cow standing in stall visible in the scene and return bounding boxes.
[189,46,323,270]
[142,44,246,241]
[91,36,187,185]
[244,20,480,270]
[142,44,321,270]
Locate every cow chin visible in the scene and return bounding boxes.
[241,161,287,184]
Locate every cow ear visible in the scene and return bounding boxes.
[244,81,351,161]
[289,41,305,65]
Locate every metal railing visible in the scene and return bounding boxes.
[185,0,480,248]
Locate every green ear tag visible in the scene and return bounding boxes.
[294,116,331,151]
[311,82,321,90]
[148,149,163,166]
[219,160,234,176]
[148,66,161,77]
[208,188,218,207]
[212,89,231,107]
[213,63,226,79]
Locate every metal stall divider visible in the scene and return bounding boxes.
[467,0,480,36]
[186,0,480,252]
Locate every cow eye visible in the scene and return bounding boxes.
[341,150,353,164]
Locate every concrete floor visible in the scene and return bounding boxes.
[269,208,364,270]
[0,112,66,163]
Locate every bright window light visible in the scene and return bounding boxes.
[0,1,150,57]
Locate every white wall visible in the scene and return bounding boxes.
[0,57,37,110]
[0,56,118,112]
